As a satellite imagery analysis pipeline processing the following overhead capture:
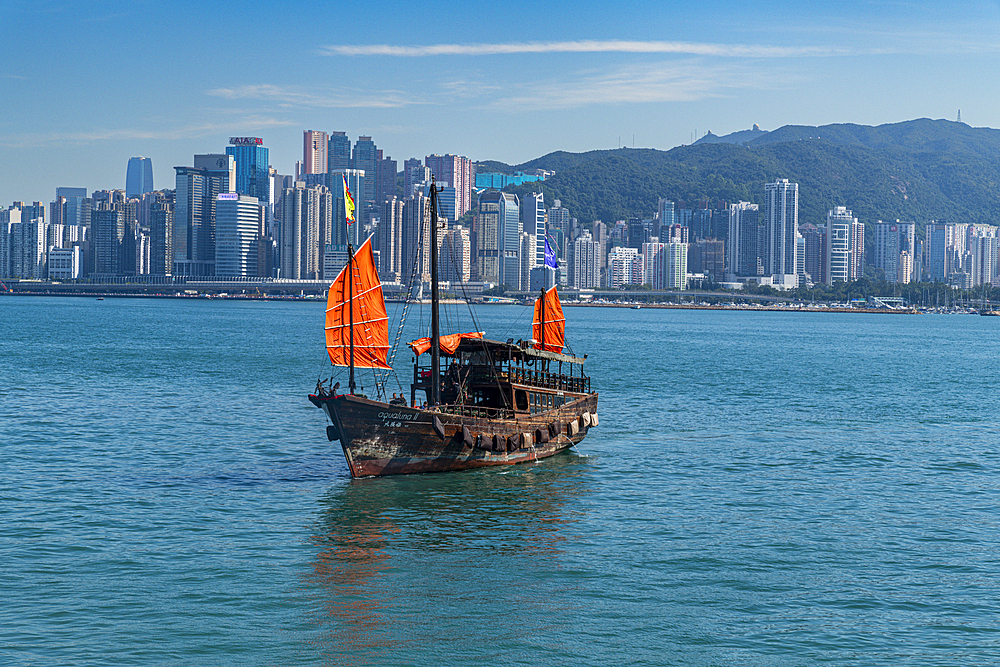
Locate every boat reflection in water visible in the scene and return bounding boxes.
[302,453,592,663]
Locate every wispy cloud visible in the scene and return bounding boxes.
[207,83,415,108]
[320,40,849,58]
[0,116,295,148]
[478,61,785,110]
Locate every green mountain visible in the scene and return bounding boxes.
[498,119,1000,227]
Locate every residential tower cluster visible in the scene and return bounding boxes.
[2,132,994,294]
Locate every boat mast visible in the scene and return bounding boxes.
[429,178,440,406]
[539,287,546,371]
[347,242,355,395]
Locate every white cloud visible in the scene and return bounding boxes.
[207,84,415,109]
[319,40,848,58]
[0,117,296,148]
[478,61,785,110]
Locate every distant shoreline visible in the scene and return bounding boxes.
[1,290,925,314]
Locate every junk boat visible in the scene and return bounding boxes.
[308,180,598,477]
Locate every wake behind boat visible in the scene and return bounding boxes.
[308,180,599,478]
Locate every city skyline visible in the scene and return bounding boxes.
[4,0,1000,205]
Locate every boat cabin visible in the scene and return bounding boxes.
[410,338,590,419]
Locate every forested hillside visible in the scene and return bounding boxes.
[494,119,1000,228]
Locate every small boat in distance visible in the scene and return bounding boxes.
[308,181,598,477]
[980,310,1000,316]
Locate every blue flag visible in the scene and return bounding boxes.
[544,237,559,269]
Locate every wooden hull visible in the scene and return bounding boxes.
[309,393,599,477]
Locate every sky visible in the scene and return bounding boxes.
[3,0,1000,206]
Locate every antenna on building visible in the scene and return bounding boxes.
[958,109,962,123]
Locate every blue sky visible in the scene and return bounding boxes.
[2,0,1000,205]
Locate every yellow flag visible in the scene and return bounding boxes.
[342,173,356,225]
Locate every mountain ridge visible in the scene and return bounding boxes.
[489,119,1000,227]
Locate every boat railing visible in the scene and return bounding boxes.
[506,368,590,393]
[418,365,591,395]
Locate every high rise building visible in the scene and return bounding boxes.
[497,192,521,288]
[518,231,534,291]
[125,157,154,198]
[303,130,328,175]
[91,205,127,276]
[826,206,860,284]
[548,200,570,230]
[0,206,22,279]
[328,132,351,171]
[966,225,998,287]
[440,225,471,283]
[873,220,917,283]
[627,217,647,249]
[521,192,545,268]
[763,179,799,287]
[377,197,405,282]
[353,136,378,205]
[608,246,640,288]
[403,193,431,282]
[279,182,332,280]
[473,190,522,284]
[173,154,234,276]
[376,155,397,203]
[330,168,366,247]
[436,186,457,224]
[924,222,955,282]
[215,194,264,277]
[800,223,827,284]
[642,241,666,288]
[425,154,474,218]
[690,239,725,284]
[665,242,688,290]
[657,198,675,228]
[568,231,600,289]
[148,190,174,276]
[226,137,269,226]
[403,158,424,199]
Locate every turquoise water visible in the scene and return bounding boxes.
[4,297,1000,665]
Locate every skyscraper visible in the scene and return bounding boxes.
[925,222,955,282]
[726,201,760,278]
[125,157,154,198]
[226,137,269,228]
[498,192,521,288]
[376,154,397,204]
[826,206,859,284]
[148,190,174,276]
[173,154,234,276]
[569,231,600,289]
[215,194,263,277]
[377,197,404,281]
[303,130,328,175]
[424,154,474,218]
[440,225,471,283]
[476,190,502,282]
[353,136,378,205]
[521,192,546,268]
[328,132,351,171]
[279,182,332,280]
[403,193,431,282]
[330,168,365,247]
[763,179,799,286]
[800,223,827,284]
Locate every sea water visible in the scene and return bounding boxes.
[4,296,1000,666]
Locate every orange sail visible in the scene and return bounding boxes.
[408,331,484,356]
[532,286,565,353]
[325,236,391,369]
